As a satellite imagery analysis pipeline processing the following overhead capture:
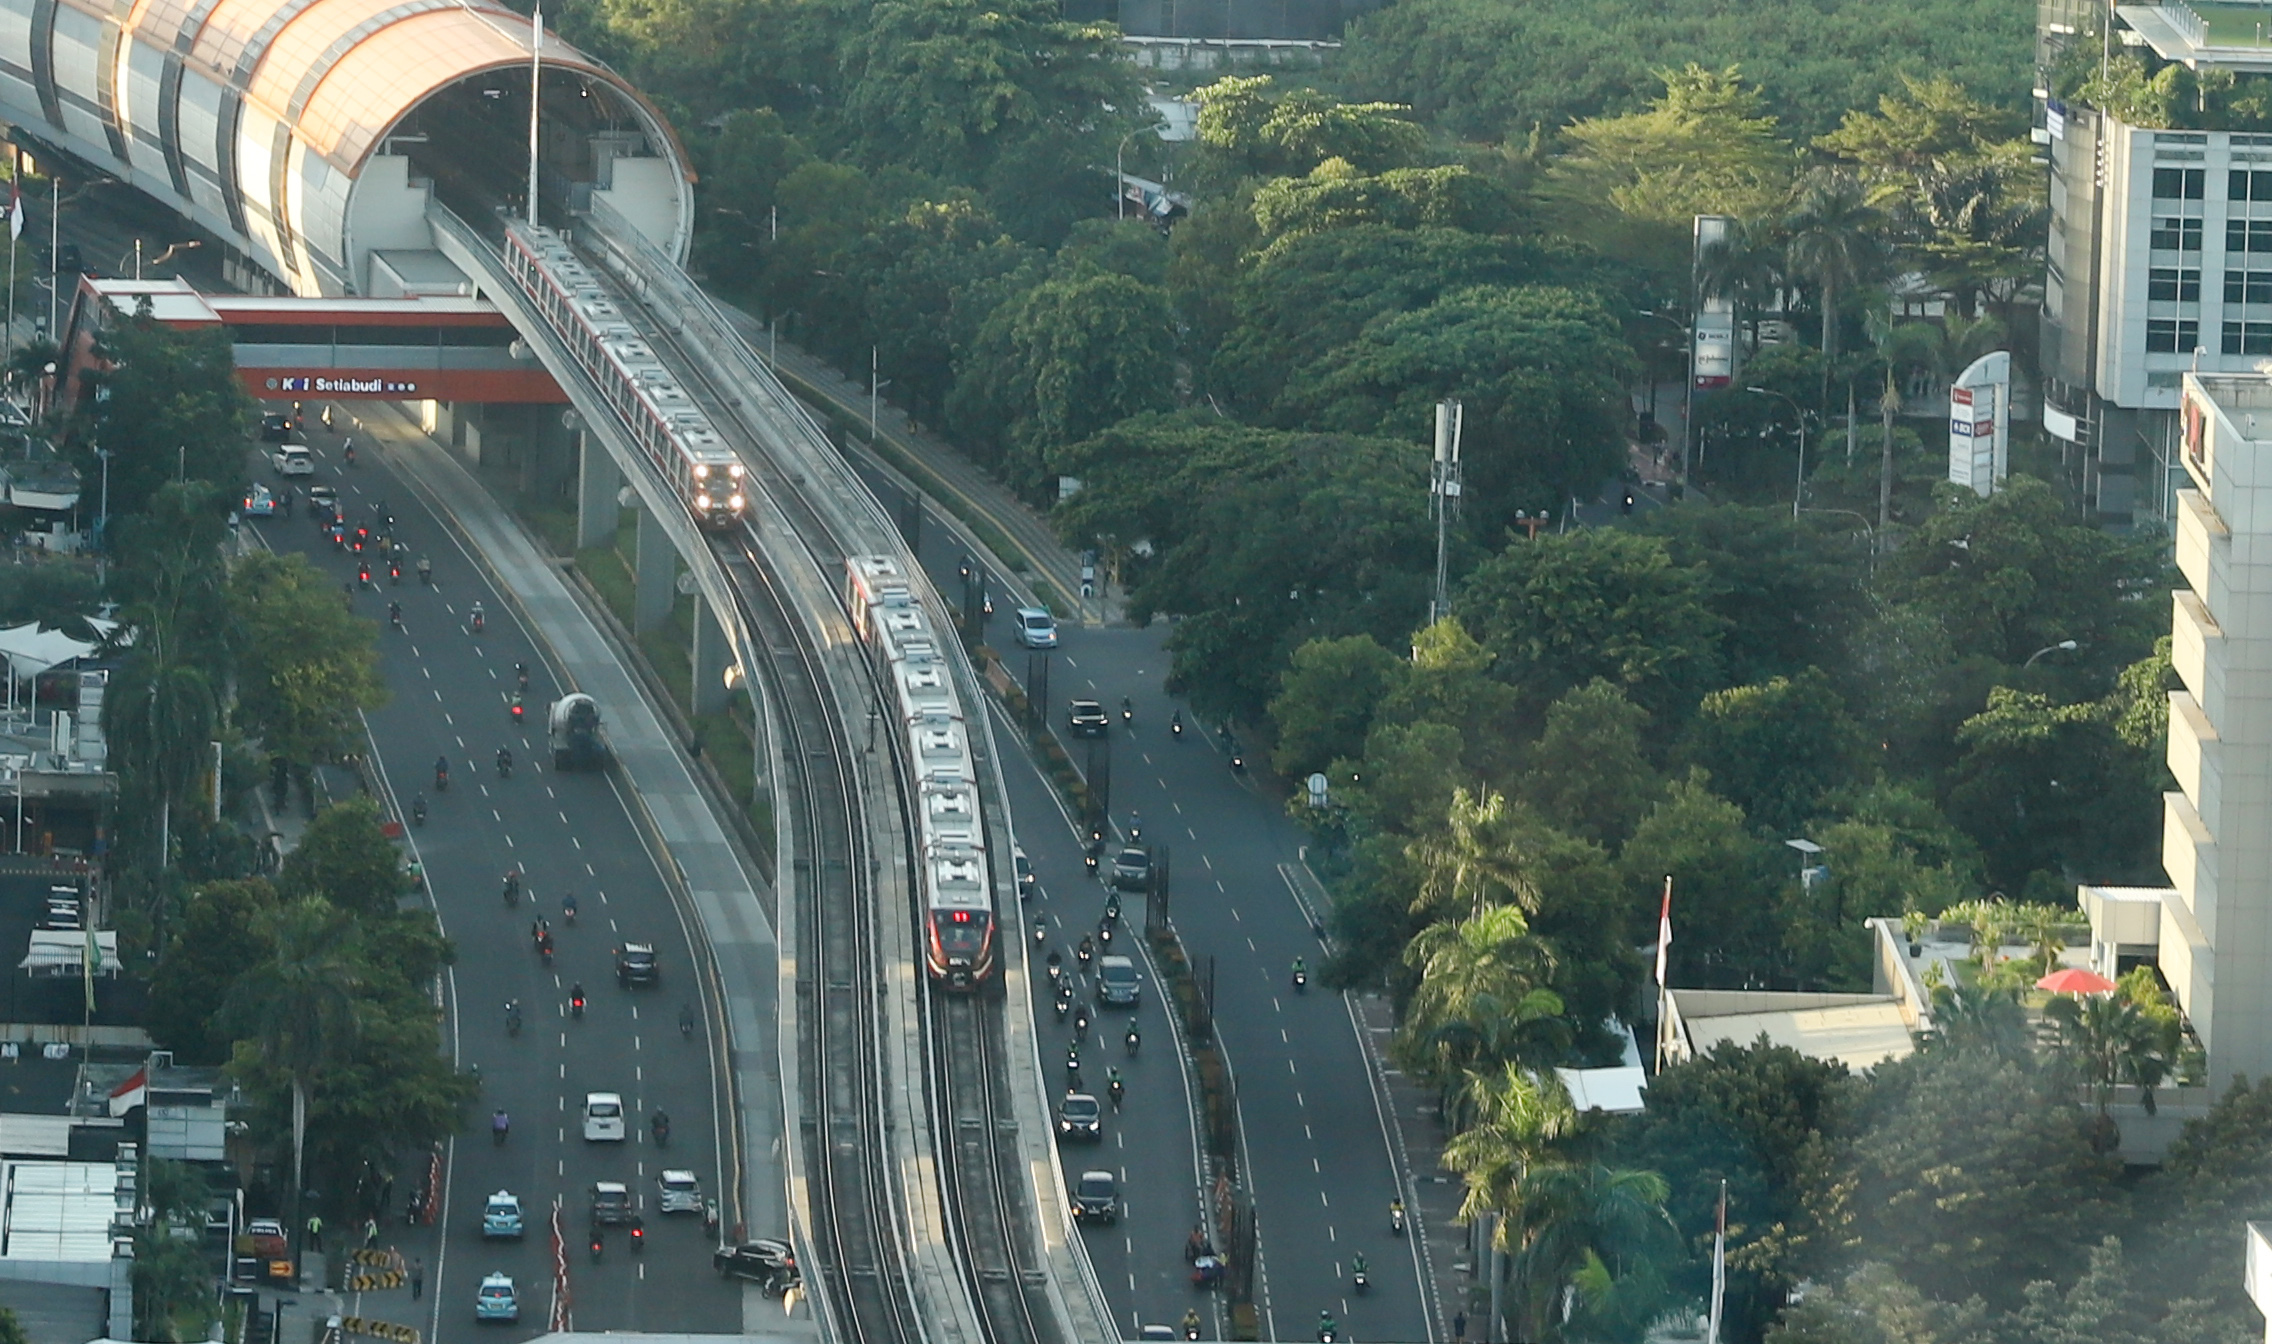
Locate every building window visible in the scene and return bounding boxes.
[2226,270,2272,304]
[2157,167,2207,198]
[2160,216,2207,250]
[2152,267,2202,300]
[2150,318,2201,352]
[2232,169,2272,201]
[2224,320,2272,354]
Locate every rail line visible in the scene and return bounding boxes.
[593,235,1069,1344]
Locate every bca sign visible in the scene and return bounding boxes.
[1948,351,2011,497]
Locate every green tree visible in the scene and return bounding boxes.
[1681,667,1863,837]
[1455,529,1727,724]
[950,268,1178,488]
[1522,679,1660,847]
[1269,634,1408,779]
[278,799,406,919]
[70,314,252,523]
[1396,903,1566,1089]
[1283,284,1637,535]
[1374,618,1526,782]
[0,1306,27,1344]
[1945,687,2162,891]
[1194,76,1429,183]
[1540,65,1794,278]
[1620,772,1786,986]
[231,551,387,766]
[147,878,278,1063]
[1407,788,1539,919]
[221,897,364,1229]
[1781,168,1889,366]
[1442,1064,1576,1224]
[1252,161,1517,242]
[1765,1262,1987,1344]
[2045,992,2173,1148]
[1508,1163,1682,1342]
[1843,1044,2115,1305]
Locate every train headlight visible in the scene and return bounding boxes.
[695,493,712,510]
[729,494,746,511]
[694,464,710,479]
[729,463,745,479]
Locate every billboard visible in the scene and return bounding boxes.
[1948,351,2011,496]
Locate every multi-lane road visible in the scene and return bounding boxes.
[863,470,1437,1344]
[248,428,745,1338]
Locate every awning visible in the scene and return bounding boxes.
[0,624,97,680]
[19,931,118,977]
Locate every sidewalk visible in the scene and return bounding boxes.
[710,301,1117,626]
[1351,993,1480,1339]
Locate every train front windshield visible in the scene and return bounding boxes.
[934,908,992,965]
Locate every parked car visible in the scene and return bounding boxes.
[615,943,658,988]
[271,444,313,477]
[1072,1170,1119,1224]
[590,1181,634,1226]
[657,1170,702,1214]
[1057,1092,1103,1142]
[1015,606,1059,649]
[482,1191,523,1239]
[474,1273,519,1323]
[1068,699,1108,738]
[245,1218,288,1259]
[1096,955,1140,1007]
[583,1092,626,1142]
[715,1239,798,1295]
[1111,846,1152,893]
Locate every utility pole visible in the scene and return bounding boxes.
[1430,399,1463,625]
[527,5,542,228]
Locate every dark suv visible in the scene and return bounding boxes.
[1111,846,1152,893]
[615,943,658,988]
[1068,699,1108,738]
[1072,1170,1119,1224]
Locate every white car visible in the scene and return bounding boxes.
[657,1169,702,1214]
[271,444,313,477]
[582,1092,626,1142]
[1015,606,1059,649]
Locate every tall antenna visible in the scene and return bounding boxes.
[1430,399,1463,625]
[528,5,542,228]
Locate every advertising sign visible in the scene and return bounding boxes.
[1947,352,2011,496]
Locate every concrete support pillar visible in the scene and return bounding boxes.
[634,505,676,635]
[692,595,731,716]
[576,432,618,550]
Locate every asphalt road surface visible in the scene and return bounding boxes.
[862,474,1435,1344]
[247,424,744,1340]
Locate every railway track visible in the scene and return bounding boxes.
[599,245,1068,1344]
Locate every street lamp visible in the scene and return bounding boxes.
[1115,131,1145,220]
[1637,309,1692,484]
[1747,385,1810,521]
[2024,639,2080,667]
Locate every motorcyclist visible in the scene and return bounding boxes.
[491,1108,509,1142]
[502,870,521,903]
[387,599,401,626]
[516,661,530,692]
[341,437,357,466]
[570,983,587,1017]
[1351,1252,1368,1278]
[1318,1312,1337,1341]
[652,1110,671,1142]
[1077,935,1095,964]
[679,1003,696,1037]
[497,745,513,775]
[416,556,432,585]
[1073,1004,1091,1041]
[1107,1067,1124,1106]
[470,601,486,633]
[1125,1022,1141,1055]
[410,793,427,825]
[435,756,450,790]
[1120,695,1133,722]
[562,891,578,922]
[1182,1310,1202,1338]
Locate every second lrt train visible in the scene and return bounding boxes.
[500,222,748,529]
[847,554,998,988]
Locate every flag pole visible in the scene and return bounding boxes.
[7,149,21,355]
[1653,874,1674,1071]
[1706,1178,1727,1344]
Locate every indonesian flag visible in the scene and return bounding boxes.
[107,1067,147,1117]
[1654,876,1673,988]
[8,171,22,243]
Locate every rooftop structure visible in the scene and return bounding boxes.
[0,0,691,297]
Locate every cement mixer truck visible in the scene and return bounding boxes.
[550,693,608,771]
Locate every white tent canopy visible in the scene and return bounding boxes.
[0,624,98,682]
[18,930,118,977]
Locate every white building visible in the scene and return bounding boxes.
[2037,2,2272,521]
[2082,373,2272,1090]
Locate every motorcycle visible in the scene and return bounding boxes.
[1064,1046,1082,1087]
[1103,896,1121,926]
[505,1002,523,1037]
[1125,1024,1141,1056]
[589,1231,603,1263]
[680,1005,696,1039]
[417,559,433,587]
[1121,697,1133,726]
[509,697,525,726]
[517,663,530,693]
[1033,914,1047,945]
[497,750,513,779]
[1045,951,1063,986]
[1352,1265,1369,1295]
[470,609,486,635]
[389,562,401,586]
[1293,968,1308,994]
[570,989,587,1020]
[1098,923,1114,950]
[1172,711,1184,739]
[1077,936,1095,968]
[1108,1074,1124,1108]
[629,1221,645,1254]
[1390,1201,1406,1237]
[1054,993,1071,1024]
[492,1111,510,1145]
[563,894,578,925]
[435,764,450,793]
[537,934,553,967]
[502,873,520,906]
[652,1113,671,1147]
[1191,1256,1224,1290]
[411,796,427,827]
[1073,1007,1091,1042]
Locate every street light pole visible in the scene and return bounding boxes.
[1637,309,1691,485]
[2024,639,2079,667]
[1431,399,1462,625]
[1748,386,1808,521]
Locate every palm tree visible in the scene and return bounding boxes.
[1782,170,1889,368]
[1442,1064,1576,1225]
[1405,788,1538,920]
[1922,983,2031,1060]
[221,898,363,1227]
[1509,1164,1681,1342]
[103,658,216,868]
[1394,905,1566,1092]
[2046,991,2172,1148]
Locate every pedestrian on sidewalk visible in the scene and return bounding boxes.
[1453,1311,1467,1344]
[363,1216,378,1249]
[409,1257,424,1300]
[305,1214,323,1251]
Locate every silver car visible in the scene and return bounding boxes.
[657,1170,702,1214]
